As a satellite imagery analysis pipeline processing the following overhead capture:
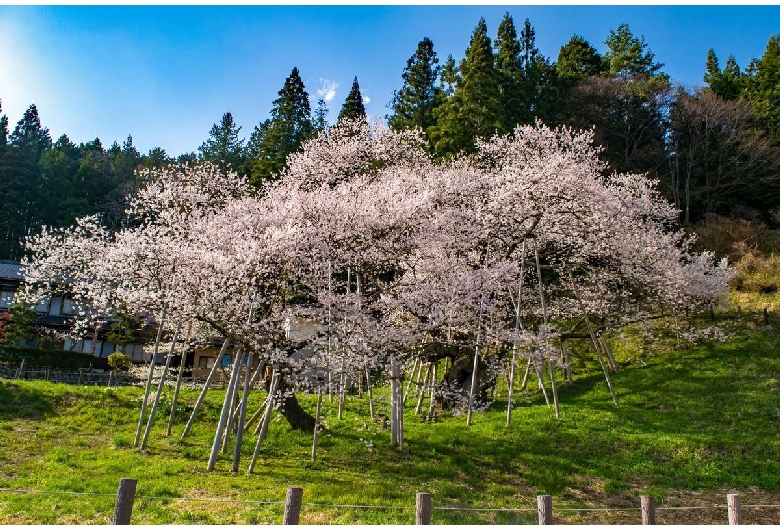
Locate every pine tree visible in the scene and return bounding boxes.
[198,112,245,173]
[248,67,314,187]
[430,18,501,157]
[557,35,603,82]
[313,99,329,133]
[517,18,560,125]
[745,35,780,139]
[704,49,743,101]
[338,77,367,123]
[388,37,442,135]
[0,101,7,151]
[1,104,51,260]
[494,13,524,132]
[604,24,666,83]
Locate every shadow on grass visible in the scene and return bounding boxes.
[0,379,56,420]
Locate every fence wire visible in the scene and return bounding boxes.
[2,487,779,513]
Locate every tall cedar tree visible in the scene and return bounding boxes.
[1,105,51,260]
[519,18,560,125]
[703,49,744,101]
[493,13,525,133]
[557,35,604,82]
[388,37,442,136]
[745,35,780,140]
[198,112,245,174]
[248,67,314,188]
[313,99,329,133]
[604,24,667,83]
[430,18,502,157]
[338,77,367,123]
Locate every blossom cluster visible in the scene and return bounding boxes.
[22,120,734,394]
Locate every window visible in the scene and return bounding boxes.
[61,298,77,315]
[0,291,14,309]
[198,356,215,369]
[34,298,49,313]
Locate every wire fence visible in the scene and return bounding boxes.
[2,484,779,524]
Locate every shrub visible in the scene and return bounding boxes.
[107,352,131,372]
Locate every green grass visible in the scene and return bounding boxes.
[2,314,780,524]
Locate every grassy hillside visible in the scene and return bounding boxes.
[2,311,780,524]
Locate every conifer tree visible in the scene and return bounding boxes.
[338,77,367,123]
[604,23,666,83]
[430,18,501,157]
[198,112,245,173]
[557,35,603,82]
[0,101,7,151]
[745,35,780,140]
[388,37,442,135]
[494,13,525,132]
[313,99,329,133]
[248,67,313,187]
[703,49,743,101]
[2,105,51,260]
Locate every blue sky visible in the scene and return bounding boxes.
[1,4,778,157]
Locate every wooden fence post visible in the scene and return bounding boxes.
[78,368,85,385]
[112,477,137,525]
[537,494,552,525]
[283,487,303,525]
[641,495,656,525]
[416,492,432,524]
[727,493,741,525]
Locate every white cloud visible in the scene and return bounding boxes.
[362,95,371,104]
[316,78,338,102]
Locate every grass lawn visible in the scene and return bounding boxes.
[1,310,780,524]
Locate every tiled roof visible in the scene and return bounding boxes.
[0,261,23,281]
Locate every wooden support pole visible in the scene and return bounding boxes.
[599,334,619,373]
[365,364,375,420]
[415,492,432,525]
[181,340,229,441]
[15,358,25,379]
[764,308,769,326]
[427,363,437,421]
[403,358,421,406]
[311,384,324,461]
[232,350,255,473]
[140,319,182,450]
[207,349,243,472]
[548,358,560,418]
[727,493,741,525]
[134,310,166,447]
[415,363,432,415]
[567,268,618,406]
[337,370,347,420]
[78,368,84,385]
[112,477,137,525]
[166,323,192,437]
[560,338,573,383]
[247,371,280,474]
[537,494,552,525]
[520,358,532,391]
[282,487,303,525]
[641,495,656,525]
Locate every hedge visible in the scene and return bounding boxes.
[0,345,93,370]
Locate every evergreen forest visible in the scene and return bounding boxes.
[2,16,780,262]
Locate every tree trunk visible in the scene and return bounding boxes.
[441,353,493,414]
[281,392,316,432]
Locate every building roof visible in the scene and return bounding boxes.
[0,261,23,282]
